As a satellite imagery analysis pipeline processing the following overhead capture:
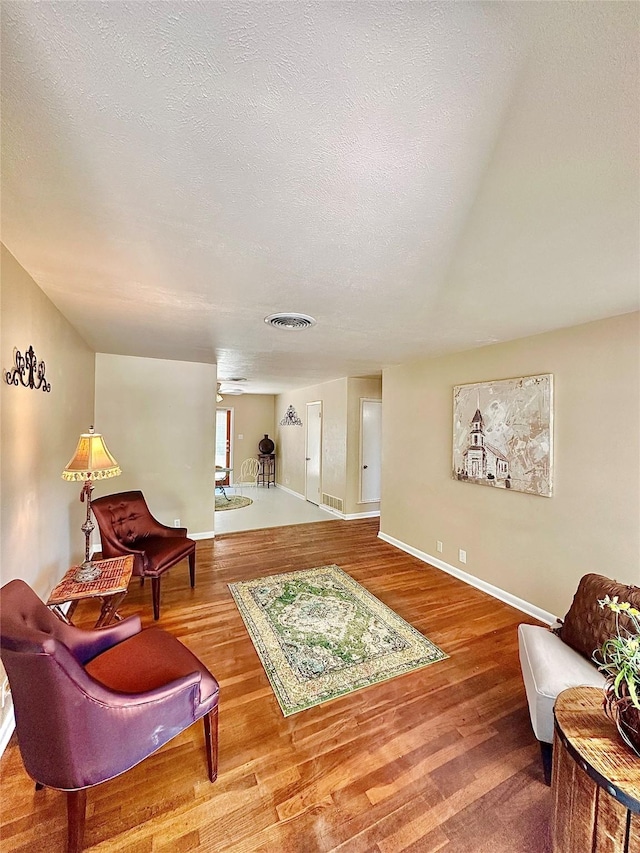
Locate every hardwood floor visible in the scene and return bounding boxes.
[0,519,551,852]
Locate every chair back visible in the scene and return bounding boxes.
[2,580,218,849]
[91,490,154,570]
[92,489,153,545]
[2,579,65,648]
[239,457,260,482]
[0,580,120,788]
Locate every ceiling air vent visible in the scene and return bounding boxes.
[264,312,316,330]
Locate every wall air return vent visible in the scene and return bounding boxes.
[322,494,344,514]
[264,313,316,330]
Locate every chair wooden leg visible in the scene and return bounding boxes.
[203,707,219,782]
[151,577,161,621]
[189,551,196,589]
[66,789,87,853]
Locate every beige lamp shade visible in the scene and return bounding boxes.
[62,427,121,482]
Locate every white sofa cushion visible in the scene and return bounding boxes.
[518,623,605,743]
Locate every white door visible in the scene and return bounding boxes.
[305,402,322,504]
[360,399,382,503]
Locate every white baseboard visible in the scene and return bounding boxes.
[317,506,380,521]
[276,484,379,521]
[275,483,305,500]
[276,488,340,518]
[0,705,15,757]
[318,503,341,518]
[377,530,557,625]
[344,510,380,520]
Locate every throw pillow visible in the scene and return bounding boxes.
[555,573,640,663]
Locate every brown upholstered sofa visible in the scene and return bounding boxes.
[518,573,640,783]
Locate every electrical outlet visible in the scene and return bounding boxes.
[458,549,467,564]
[238,434,243,440]
[173,519,181,527]
[436,541,443,553]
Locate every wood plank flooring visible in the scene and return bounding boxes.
[0,519,551,852]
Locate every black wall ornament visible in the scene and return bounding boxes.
[5,345,51,392]
[280,405,303,426]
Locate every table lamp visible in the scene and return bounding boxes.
[62,426,121,582]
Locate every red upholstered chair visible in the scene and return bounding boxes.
[0,579,219,853]
[91,490,196,620]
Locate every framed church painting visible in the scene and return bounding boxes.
[452,374,553,497]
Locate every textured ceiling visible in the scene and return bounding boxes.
[1,2,638,393]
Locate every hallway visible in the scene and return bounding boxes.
[214,485,340,535]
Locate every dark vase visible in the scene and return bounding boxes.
[604,679,640,757]
[258,434,274,454]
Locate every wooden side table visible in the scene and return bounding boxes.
[258,453,275,487]
[552,686,640,853]
[47,555,134,628]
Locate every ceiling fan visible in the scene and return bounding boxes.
[217,378,246,402]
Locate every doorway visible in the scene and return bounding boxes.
[305,401,322,505]
[215,408,232,486]
[360,399,382,503]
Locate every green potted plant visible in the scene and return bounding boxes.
[593,595,640,756]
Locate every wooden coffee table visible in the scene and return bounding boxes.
[47,555,134,628]
[552,686,640,853]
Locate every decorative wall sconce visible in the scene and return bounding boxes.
[5,345,51,392]
[280,405,303,426]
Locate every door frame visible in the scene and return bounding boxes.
[305,400,322,504]
[359,397,382,504]
[215,406,234,485]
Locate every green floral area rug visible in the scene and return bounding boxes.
[228,564,448,716]
[215,495,252,511]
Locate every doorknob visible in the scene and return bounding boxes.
[363,465,368,469]
[306,457,311,461]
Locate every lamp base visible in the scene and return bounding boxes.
[73,562,102,583]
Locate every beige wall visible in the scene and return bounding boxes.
[1,245,95,593]
[275,376,382,515]
[95,354,216,536]
[381,312,640,618]
[218,394,275,478]
[345,377,382,515]
[275,379,347,501]
[274,392,308,496]
[1,246,95,743]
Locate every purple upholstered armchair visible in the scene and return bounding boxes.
[91,490,196,620]
[0,579,219,853]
